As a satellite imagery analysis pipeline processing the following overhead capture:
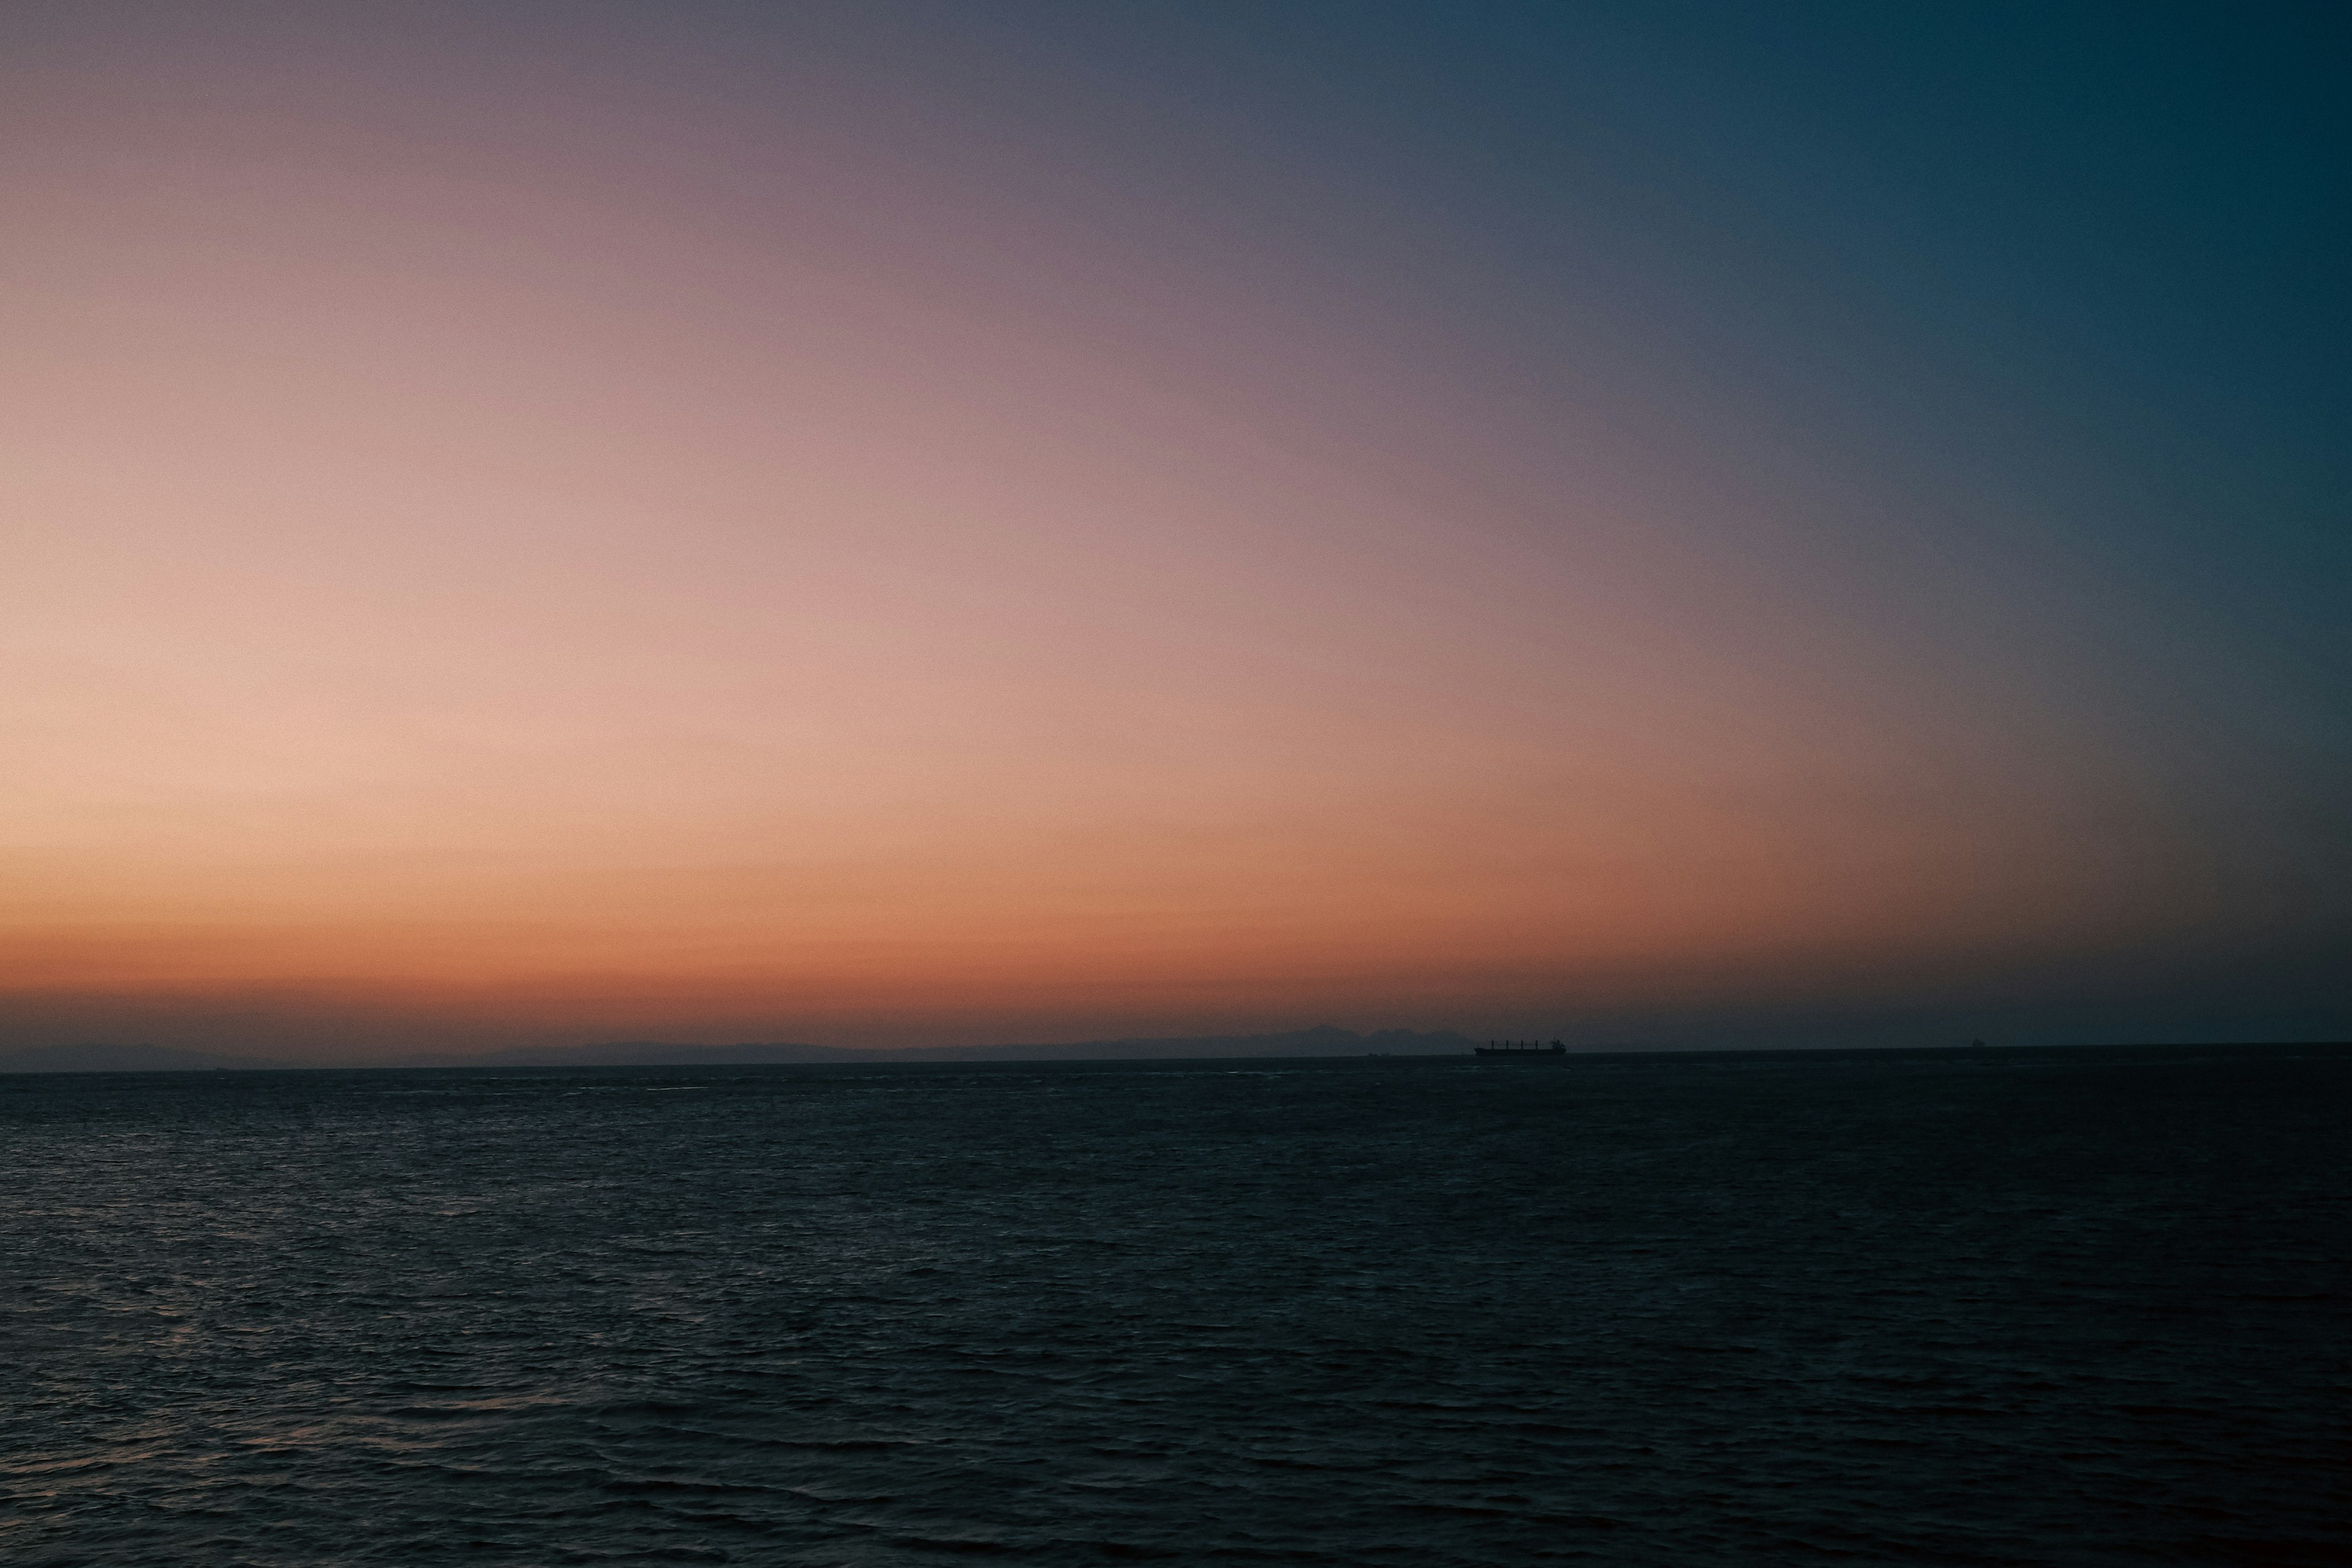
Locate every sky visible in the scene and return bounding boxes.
[4,1,2345,1057]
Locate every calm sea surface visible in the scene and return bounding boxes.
[2,1046,2345,1566]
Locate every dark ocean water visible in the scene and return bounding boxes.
[2,1046,2345,1566]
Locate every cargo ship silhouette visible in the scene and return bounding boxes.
[1474,1039,1567,1057]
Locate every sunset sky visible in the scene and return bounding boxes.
[4,2,2345,1057]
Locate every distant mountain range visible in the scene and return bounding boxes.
[0,1041,296,1072]
[0,1027,1476,1074]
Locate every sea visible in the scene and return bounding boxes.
[2,1044,2345,1566]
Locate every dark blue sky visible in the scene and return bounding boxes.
[3,0,2343,1052]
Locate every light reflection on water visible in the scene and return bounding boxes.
[1,1047,2346,1565]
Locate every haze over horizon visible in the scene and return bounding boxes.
[6,2,2346,1060]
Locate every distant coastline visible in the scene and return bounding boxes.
[0,1026,1474,1074]
[3,1033,2344,1074]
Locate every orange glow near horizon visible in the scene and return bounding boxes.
[4,8,2335,1058]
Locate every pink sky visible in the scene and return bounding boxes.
[4,6,2332,1056]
